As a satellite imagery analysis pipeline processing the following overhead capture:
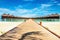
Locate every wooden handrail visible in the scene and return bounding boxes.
[41,25,60,39]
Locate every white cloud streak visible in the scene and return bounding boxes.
[57,3,60,6]
[41,4,52,9]
[0,4,53,17]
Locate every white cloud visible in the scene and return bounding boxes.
[20,14,37,17]
[0,4,53,17]
[15,9,29,13]
[40,4,52,9]
[53,1,58,3]
[57,3,60,6]
[0,7,49,17]
[51,0,58,3]
[0,8,36,17]
[0,8,15,15]
[15,5,23,9]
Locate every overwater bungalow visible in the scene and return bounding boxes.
[1,13,60,22]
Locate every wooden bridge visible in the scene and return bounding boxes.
[0,19,60,40]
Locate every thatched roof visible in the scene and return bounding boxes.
[1,14,60,19]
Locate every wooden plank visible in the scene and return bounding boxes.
[0,19,60,40]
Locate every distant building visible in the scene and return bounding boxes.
[1,13,60,22]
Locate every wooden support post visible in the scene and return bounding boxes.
[40,22,42,26]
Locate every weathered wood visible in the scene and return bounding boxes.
[0,19,60,40]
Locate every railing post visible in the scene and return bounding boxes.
[40,22,42,26]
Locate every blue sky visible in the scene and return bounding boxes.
[0,0,60,17]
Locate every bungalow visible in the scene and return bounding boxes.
[1,13,60,22]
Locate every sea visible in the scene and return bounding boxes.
[0,18,60,22]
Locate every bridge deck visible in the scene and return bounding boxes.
[0,19,60,40]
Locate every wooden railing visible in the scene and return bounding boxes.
[39,22,60,39]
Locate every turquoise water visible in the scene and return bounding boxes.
[1,18,60,22]
[34,19,60,22]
